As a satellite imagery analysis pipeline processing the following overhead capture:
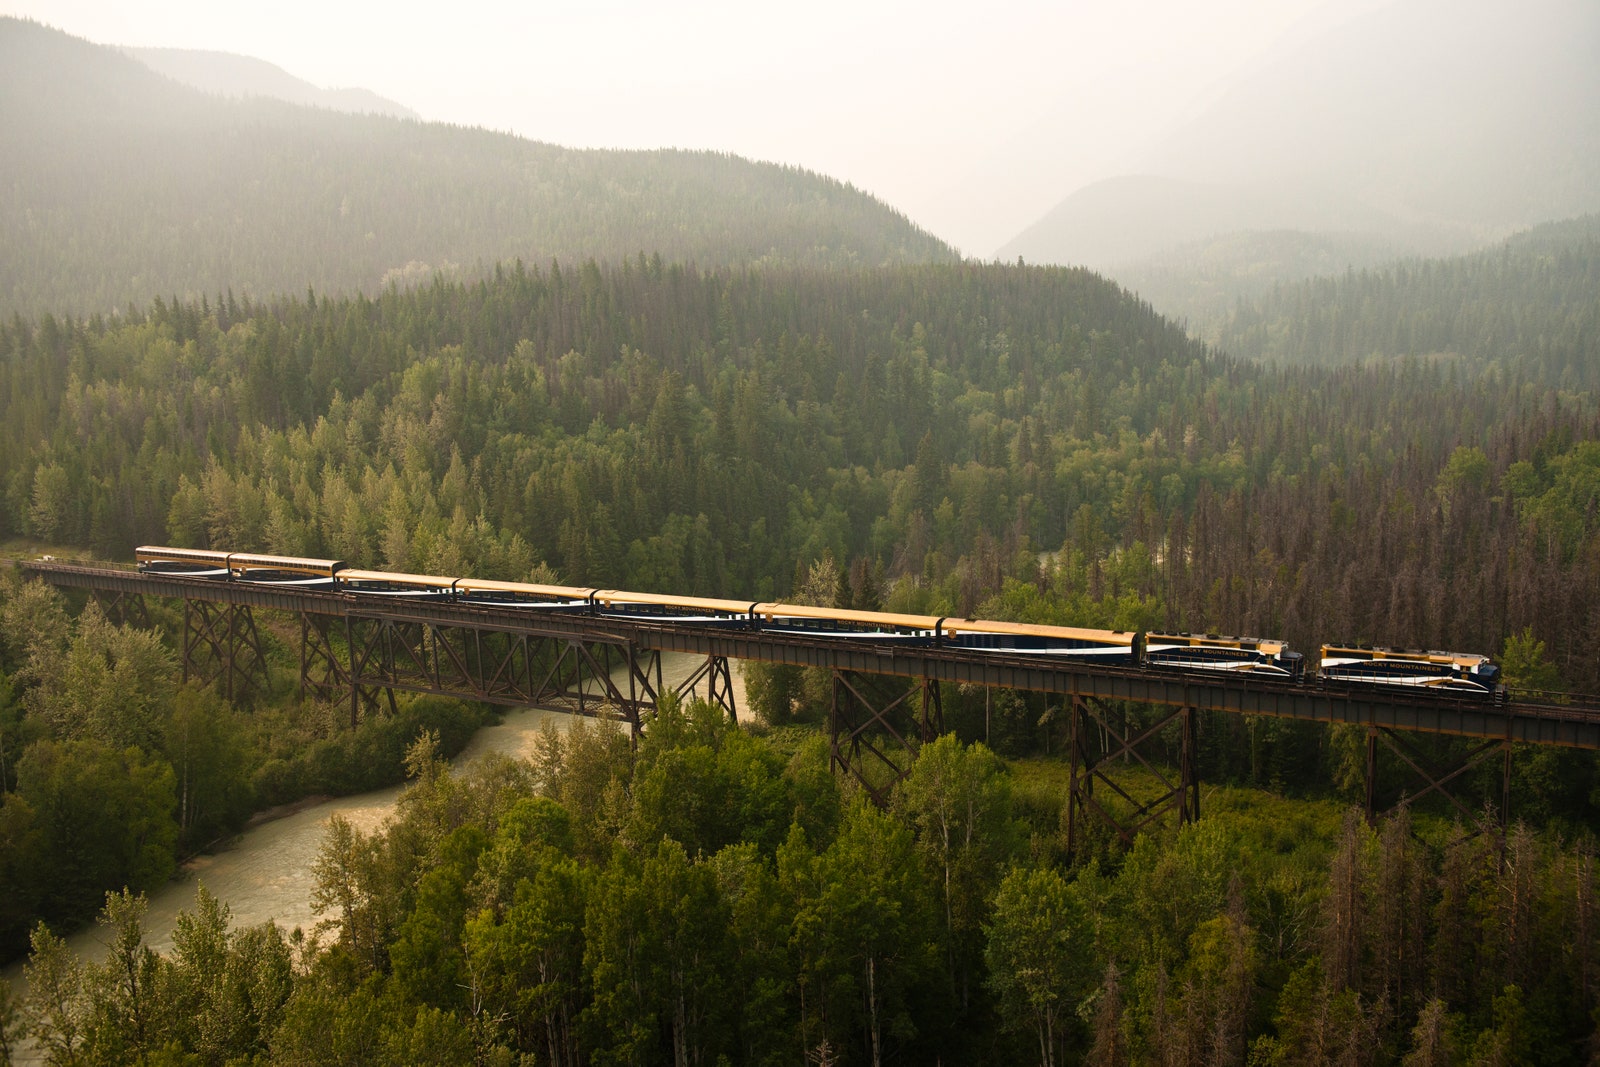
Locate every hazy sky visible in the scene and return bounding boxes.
[4,0,1390,255]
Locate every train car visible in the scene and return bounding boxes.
[130,548,1501,703]
[943,618,1142,662]
[226,552,345,586]
[334,569,458,599]
[593,590,758,625]
[136,546,344,585]
[136,546,233,578]
[453,577,597,610]
[1146,632,1304,678]
[1318,645,1501,695]
[753,603,942,643]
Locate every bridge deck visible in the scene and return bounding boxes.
[23,559,1600,749]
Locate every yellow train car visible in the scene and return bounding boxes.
[944,618,1141,662]
[334,569,457,598]
[753,602,942,639]
[135,546,232,577]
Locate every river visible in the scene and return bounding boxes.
[2,652,745,1059]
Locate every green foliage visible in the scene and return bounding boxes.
[895,735,1022,1013]
[1500,626,1565,693]
[15,739,177,923]
[23,601,175,748]
[163,686,255,851]
[22,922,87,1065]
[389,826,486,1011]
[626,696,791,857]
[583,839,734,1066]
[20,885,294,1066]
[985,865,1092,1064]
[0,578,70,673]
[463,850,588,1061]
[11,720,1600,1065]
[781,798,944,1062]
[1217,216,1600,391]
[166,885,295,1064]
[743,660,805,727]
[252,695,489,806]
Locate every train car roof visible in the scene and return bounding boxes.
[754,603,942,629]
[454,577,597,599]
[228,552,344,571]
[337,569,457,589]
[594,590,757,613]
[1320,644,1491,666]
[136,545,228,559]
[1148,632,1288,654]
[944,618,1138,644]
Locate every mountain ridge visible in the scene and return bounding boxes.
[995,0,1600,322]
[125,46,420,120]
[0,18,954,318]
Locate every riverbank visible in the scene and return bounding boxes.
[3,650,745,966]
[0,705,587,1063]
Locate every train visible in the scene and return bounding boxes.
[133,546,1505,698]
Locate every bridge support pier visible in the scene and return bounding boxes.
[299,614,660,732]
[1067,698,1200,851]
[829,672,942,806]
[630,651,739,723]
[674,654,738,721]
[300,614,392,727]
[1363,726,1512,840]
[182,599,269,703]
[91,588,149,629]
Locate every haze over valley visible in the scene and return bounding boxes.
[2,2,1600,1064]
[6,0,1597,331]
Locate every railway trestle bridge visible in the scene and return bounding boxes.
[23,558,1600,846]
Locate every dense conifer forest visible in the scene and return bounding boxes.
[1216,216,1600,388]
[2,243,1600,1062]
[4,258,1599,687]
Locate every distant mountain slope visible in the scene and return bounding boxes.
[1106,229,1410,339]
[126,46,419,120]
[997,0,1600,307]
[1214,215,1600,388]
[0,19,953,317]
[1002,175,1418,271]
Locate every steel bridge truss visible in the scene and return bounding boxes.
[646,649,739,721]
[182,599,270,704]
[27,560,1600,850]
[1067,697,1200,850]
[829,671,943,805]
[90,587,150,629]
[1365,726,1512,840]
[297,611,737,733]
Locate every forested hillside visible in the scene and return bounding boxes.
[5,256,1600,1063]
[1216,216,1600,387]
[1108,228,1411,339]
[0,19,951,318]
[5,258,1600,697]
